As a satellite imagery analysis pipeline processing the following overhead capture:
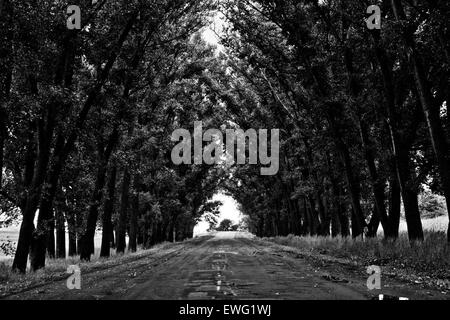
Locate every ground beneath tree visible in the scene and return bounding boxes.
[2,232,448,300]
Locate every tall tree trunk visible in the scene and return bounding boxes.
[316,191,328,236]
[367,209,380,238]
[79,161,108,261]
[339,202,350,237]
[301,197,311,235]
[308,197,320,236]
[117,169,130,253]
[329,183,342,237]
[67,211,77,257]
[128,175,139,253]
[397,147,424,241]
[388,166,401,239]
[0,116,4,189]
[55,209,66,259]
[101,165,117,258]
[46,220,55,259]
[0,0,13,190]
[110,225,116,249]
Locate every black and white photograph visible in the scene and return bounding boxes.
[0,0,449,308]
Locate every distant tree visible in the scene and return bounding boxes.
[419,191,447,219]
[216,219,234,232]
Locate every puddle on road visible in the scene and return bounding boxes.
[183,252,238,300]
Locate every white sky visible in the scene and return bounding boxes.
[201,11,226,52]
[194,192,243,235]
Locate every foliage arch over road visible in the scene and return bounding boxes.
[0,0,449,273]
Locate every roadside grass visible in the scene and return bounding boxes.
[0,241,175,296]
[265,231,450,280]
[0,234,214,297]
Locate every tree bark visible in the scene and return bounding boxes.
[339,203,350,237]
[367,209,380,238]
[128,175,139,253]
[67,211,77,257]
[100,165,117,258]
[397,147,424,241]
[46,220,55,259]
[116,169,130,253]
[0,0,13,190]
[388,166,401,239]
[55,209,66,259]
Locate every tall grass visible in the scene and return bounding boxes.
[266,231,449,278]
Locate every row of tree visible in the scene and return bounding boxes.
[215,0,449,241]
[0,0,449,274]
[0,0,229,273]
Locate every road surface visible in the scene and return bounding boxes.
[3,232,448,300]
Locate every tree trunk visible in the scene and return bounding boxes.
[67,211,77,257]
[101,165,117,258]
[117,169,130,253]
[367,209,380,238]
[0,116,4,188]
[46,219,55,259]
[388,163,401,239]
[12,212,35,273]
[339,204,350,238]
[79,163,107,260]
[316,191,328,236]
[128,175,139,253]
[55,209,66,259]
[330,184,342,237]
[308,197,320,236]
[110,225,116,249]
[397,148,424,241]
[0,0,13,190]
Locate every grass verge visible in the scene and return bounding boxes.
[264,231,450,291]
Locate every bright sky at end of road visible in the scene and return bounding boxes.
[194,193,243,236]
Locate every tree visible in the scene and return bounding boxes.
[216,219,234,232]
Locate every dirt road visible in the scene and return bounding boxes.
[3,232,448,300]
